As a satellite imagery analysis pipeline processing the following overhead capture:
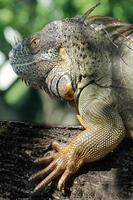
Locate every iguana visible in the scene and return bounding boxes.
[9,3,133,193]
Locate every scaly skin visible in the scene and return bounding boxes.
[9,3,133,193]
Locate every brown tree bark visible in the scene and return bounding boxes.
[0,121,133,200]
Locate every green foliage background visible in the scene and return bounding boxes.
[0,0,132,124]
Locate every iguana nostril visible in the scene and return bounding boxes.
[9,43,22,59]
[15,42,22,51]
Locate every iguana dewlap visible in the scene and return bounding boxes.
[9,3,133,193]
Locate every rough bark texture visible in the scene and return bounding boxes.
[0,121,133,200]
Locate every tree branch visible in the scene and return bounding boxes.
[0,121,133,200]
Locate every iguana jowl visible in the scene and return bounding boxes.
[9,3,133,193]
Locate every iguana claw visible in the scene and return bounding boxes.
[30,141,83,193]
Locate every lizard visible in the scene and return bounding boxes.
[9,3,133,193]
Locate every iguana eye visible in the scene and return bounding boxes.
[29,38,40,49]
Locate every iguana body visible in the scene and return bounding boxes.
[9,3,133,193]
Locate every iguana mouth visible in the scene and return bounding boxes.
[9,48,38,68]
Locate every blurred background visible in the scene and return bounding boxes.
[0,0,132,125]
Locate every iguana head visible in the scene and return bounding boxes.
[9,19,78,100]
[10,3,122,100]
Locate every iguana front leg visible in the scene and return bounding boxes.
[30,85,125,193]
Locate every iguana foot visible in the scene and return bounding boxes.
[30,141,83,193]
